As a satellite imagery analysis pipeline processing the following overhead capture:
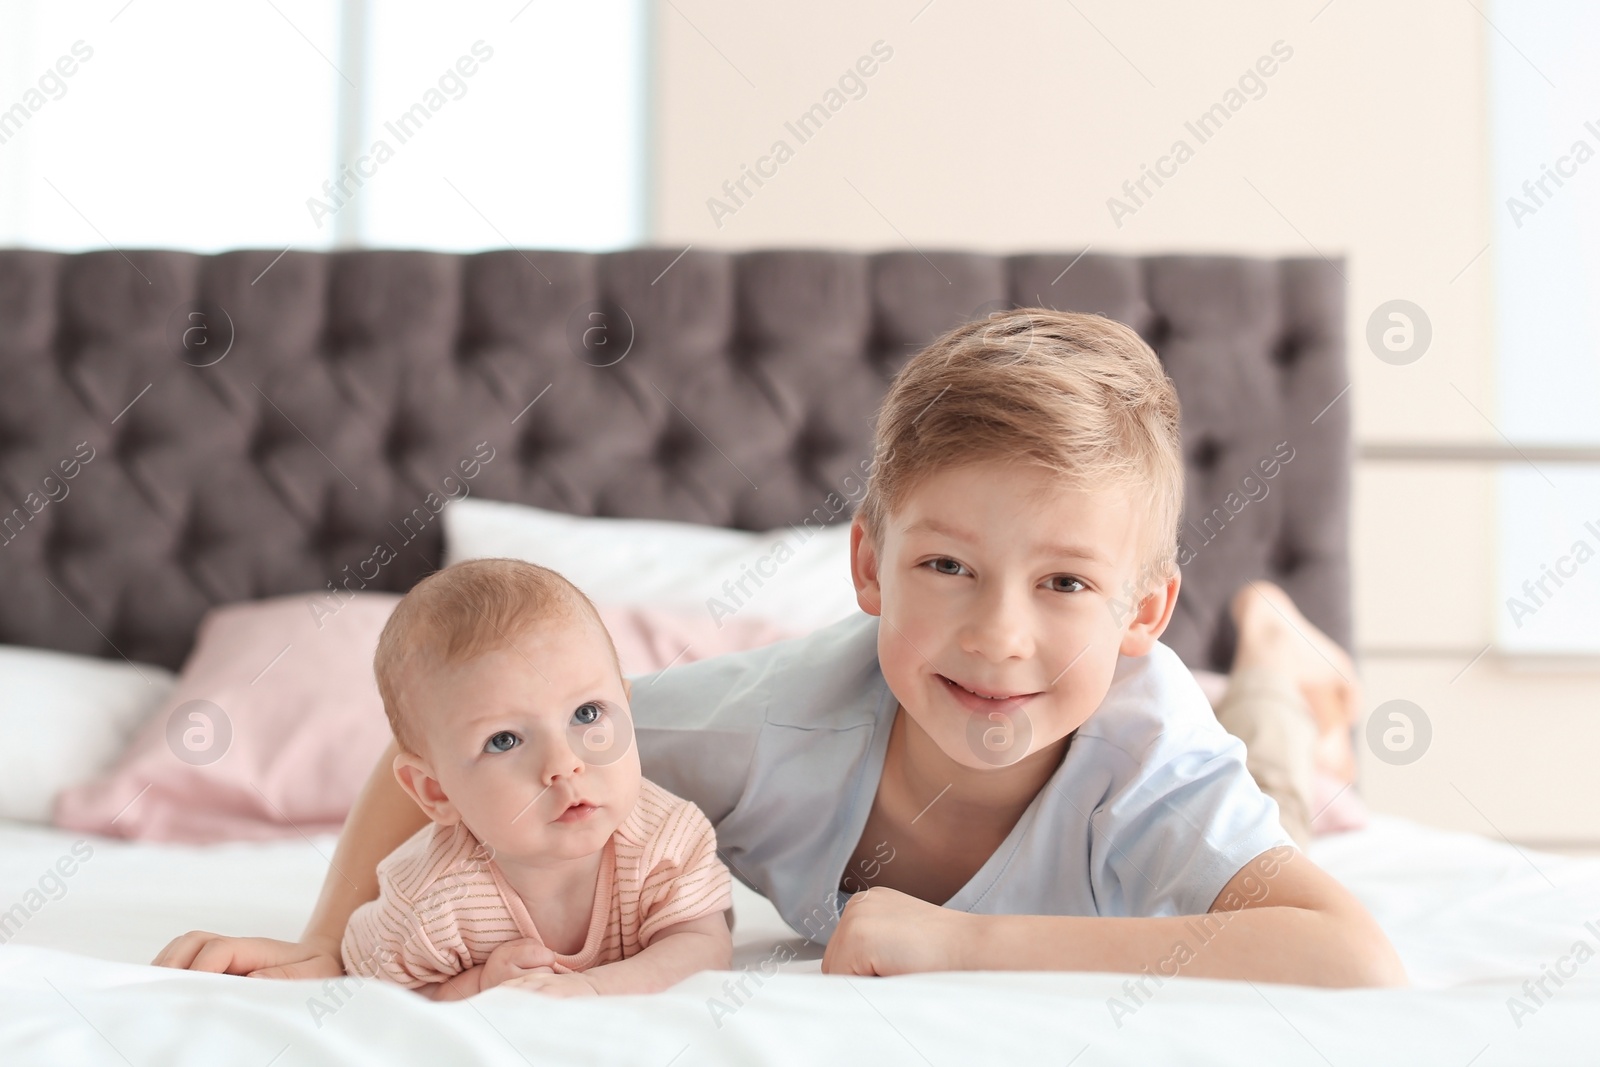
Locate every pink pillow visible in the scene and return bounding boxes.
[54,594,803,843]
[54,594,403,843]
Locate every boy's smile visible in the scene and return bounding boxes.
[851,458,1178,773]
[935,672,1043,711]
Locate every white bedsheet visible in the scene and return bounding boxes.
[1,815,1597,1065]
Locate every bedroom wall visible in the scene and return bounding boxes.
[648,0,1600,844]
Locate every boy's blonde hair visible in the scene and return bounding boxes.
[857,308,1184,583]
[373,558,618,752]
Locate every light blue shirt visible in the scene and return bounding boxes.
[629,611,1293,944]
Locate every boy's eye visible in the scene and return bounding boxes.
[927,558,967,576]
[484,731,519,754]
[1048,575,1087,593]
[572,702,603,726]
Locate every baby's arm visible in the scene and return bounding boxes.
[426,940,553,1001]
[341,825,494,993]
[341,891,456,991]
[421,966,487,1001]
[504,788,734,996]
[506,912,732,997]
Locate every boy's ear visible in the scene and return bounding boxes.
[1117,569,1181,657]
[622,675,633,701]
[393,749,459,825]
[849,516,883,616]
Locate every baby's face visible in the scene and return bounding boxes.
[853,458,1172,771]
[401,614,640,866]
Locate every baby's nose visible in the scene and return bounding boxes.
[538,740,585,784]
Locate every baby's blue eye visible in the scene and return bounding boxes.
[929,558,965,576]
[572,702,603,726]
[484,731,519,754]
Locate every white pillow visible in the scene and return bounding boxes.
[443,498,861,633]
[0,645,176,822]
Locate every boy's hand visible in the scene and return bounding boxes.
[501,971,601,998]
[821,887,970,976]
[481,938,560,991]
[152,932,344,979]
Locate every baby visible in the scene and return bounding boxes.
[340,558,733,998]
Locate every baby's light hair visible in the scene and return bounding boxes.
[373,558,618,753]
[857,308,1184,584]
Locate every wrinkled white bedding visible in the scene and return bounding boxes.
[2,815,1597,1065]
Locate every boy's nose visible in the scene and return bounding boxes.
[961,587,1035,661]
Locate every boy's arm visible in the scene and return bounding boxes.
[303,738,430,945]
[153,738,429,977]
[504,913,733,997]
[823,847,1407,988]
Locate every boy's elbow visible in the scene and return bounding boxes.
[1335,924,1408,988]
[1288,899,1407,988]
[1353,942,1409,988]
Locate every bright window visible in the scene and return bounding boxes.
[0,0,647,253]
[1489,0,1600,654]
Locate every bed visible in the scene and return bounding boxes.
[0,247,1594,1064]
[5,817,1599,1065]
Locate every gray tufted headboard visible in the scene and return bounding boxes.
[0,248,1349,673]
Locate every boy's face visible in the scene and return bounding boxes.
[393,615,640,867]
[851,459,1177,771]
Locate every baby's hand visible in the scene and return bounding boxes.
[481,938,560,991]
[502,971,600,998]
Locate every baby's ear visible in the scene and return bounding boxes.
[392,750,459,824]
[622,675,633,701]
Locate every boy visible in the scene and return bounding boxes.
[156,308,1403,988]
[631,309,1401,983]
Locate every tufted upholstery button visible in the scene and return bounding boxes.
[245,423,276,465]
[37,516,64,562]
[112,420,152,463]
[1270,539,1303,576]
[516,418,569,468]
[1272,334,1301,368]
[652,425,695,468]
[1144,315,1172,351]
[382,419,416,466]
[302,509,345,556]
[173,508,209,561]
[789,418,832,470]
[1191,437,1224,472]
